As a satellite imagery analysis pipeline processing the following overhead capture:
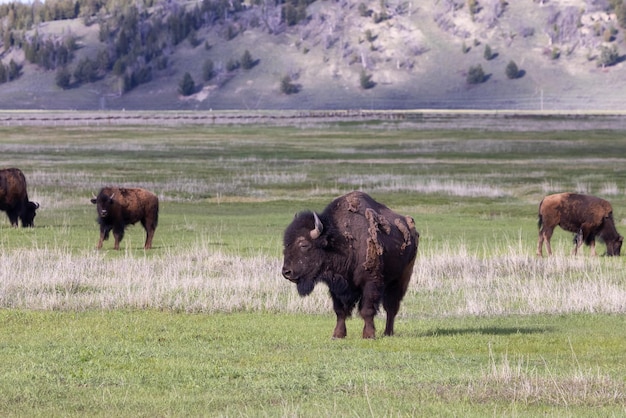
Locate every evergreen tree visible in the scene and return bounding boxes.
[484,44,493,60]
[241,50,254,70]
[202,59,214,81]
[73,57,97,84]
[55,66,72,89]
[467,64,485,84]
[0,63,7,83]
[179,72,195,96]
[280,75,299,94]
[505,60,519,79]
[359,69,375,89]
[8,59,20,81]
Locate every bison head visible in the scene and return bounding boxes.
[20,201,39,227]
[282,211,331,296]
[606,235,623,256]
[91,192,115,219]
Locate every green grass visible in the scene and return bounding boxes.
[1,119,626,415]
[1,310,625,417]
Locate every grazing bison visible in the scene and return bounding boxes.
[91,187,159,250]
[537,192,623,257]
[0,168,39,227]
[282,191,419,339]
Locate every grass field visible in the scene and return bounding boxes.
[1,118,626,415]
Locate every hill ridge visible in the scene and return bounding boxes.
[0,0,625,110]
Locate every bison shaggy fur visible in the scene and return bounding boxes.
[282,191,419,339]
[537,192,623,256]
[91,187,159,250]
[0,168,39,227]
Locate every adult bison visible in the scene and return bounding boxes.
[282,191,419,339]
[537,192,623,257]
[0,168,39,227]
[91,187,159,250]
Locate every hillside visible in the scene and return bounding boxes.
[0,0,625,111]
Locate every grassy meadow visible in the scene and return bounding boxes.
[1,118,626,415]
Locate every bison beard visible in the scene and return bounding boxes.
[282,191,419,339]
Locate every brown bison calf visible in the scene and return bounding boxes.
[537,192,623,257]
[91,187,159,250]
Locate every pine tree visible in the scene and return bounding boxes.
[202,59,214,81]
[179,72,195,96]
[505,60,519,79]
[359,70,375,89]
[467,64,485,84]
[55,66,72,89]
[241,50,254,70]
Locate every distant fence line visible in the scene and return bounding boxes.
[2,110,626,130]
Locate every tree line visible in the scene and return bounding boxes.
[0,0,309,91]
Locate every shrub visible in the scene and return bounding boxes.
[226,58,240,72]
[178,72,195,96]
[505,60,519,79]
[551,47,560,60]
[466,64,485,84]
[597,44,619,68]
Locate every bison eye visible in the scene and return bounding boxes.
[298,241,311,251]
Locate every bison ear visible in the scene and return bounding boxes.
[310,212,324,240]
[90,198,97,204]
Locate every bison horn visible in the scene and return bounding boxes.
[34,202,40,209]
[310,212,324,240]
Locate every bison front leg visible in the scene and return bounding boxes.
[96,225,111,249]
[330,293,357,339]
[332,314,348,339]
[112,226,125,250]
[96,233,105,249]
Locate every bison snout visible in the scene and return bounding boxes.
[282,266,296,282]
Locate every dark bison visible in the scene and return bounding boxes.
[282,191,419,339]
[90,187,159,250]
[537,192,623,257]
[0,168,39,227]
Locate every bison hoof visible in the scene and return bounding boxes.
[362,330,376,339]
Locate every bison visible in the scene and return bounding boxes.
[90,187,159,250]
[537,192,623,257]
[282,191,419,339]
[0,168,39,227]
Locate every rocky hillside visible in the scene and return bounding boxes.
[0,0,625,111]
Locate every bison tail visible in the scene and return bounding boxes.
[537,198,544,230]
